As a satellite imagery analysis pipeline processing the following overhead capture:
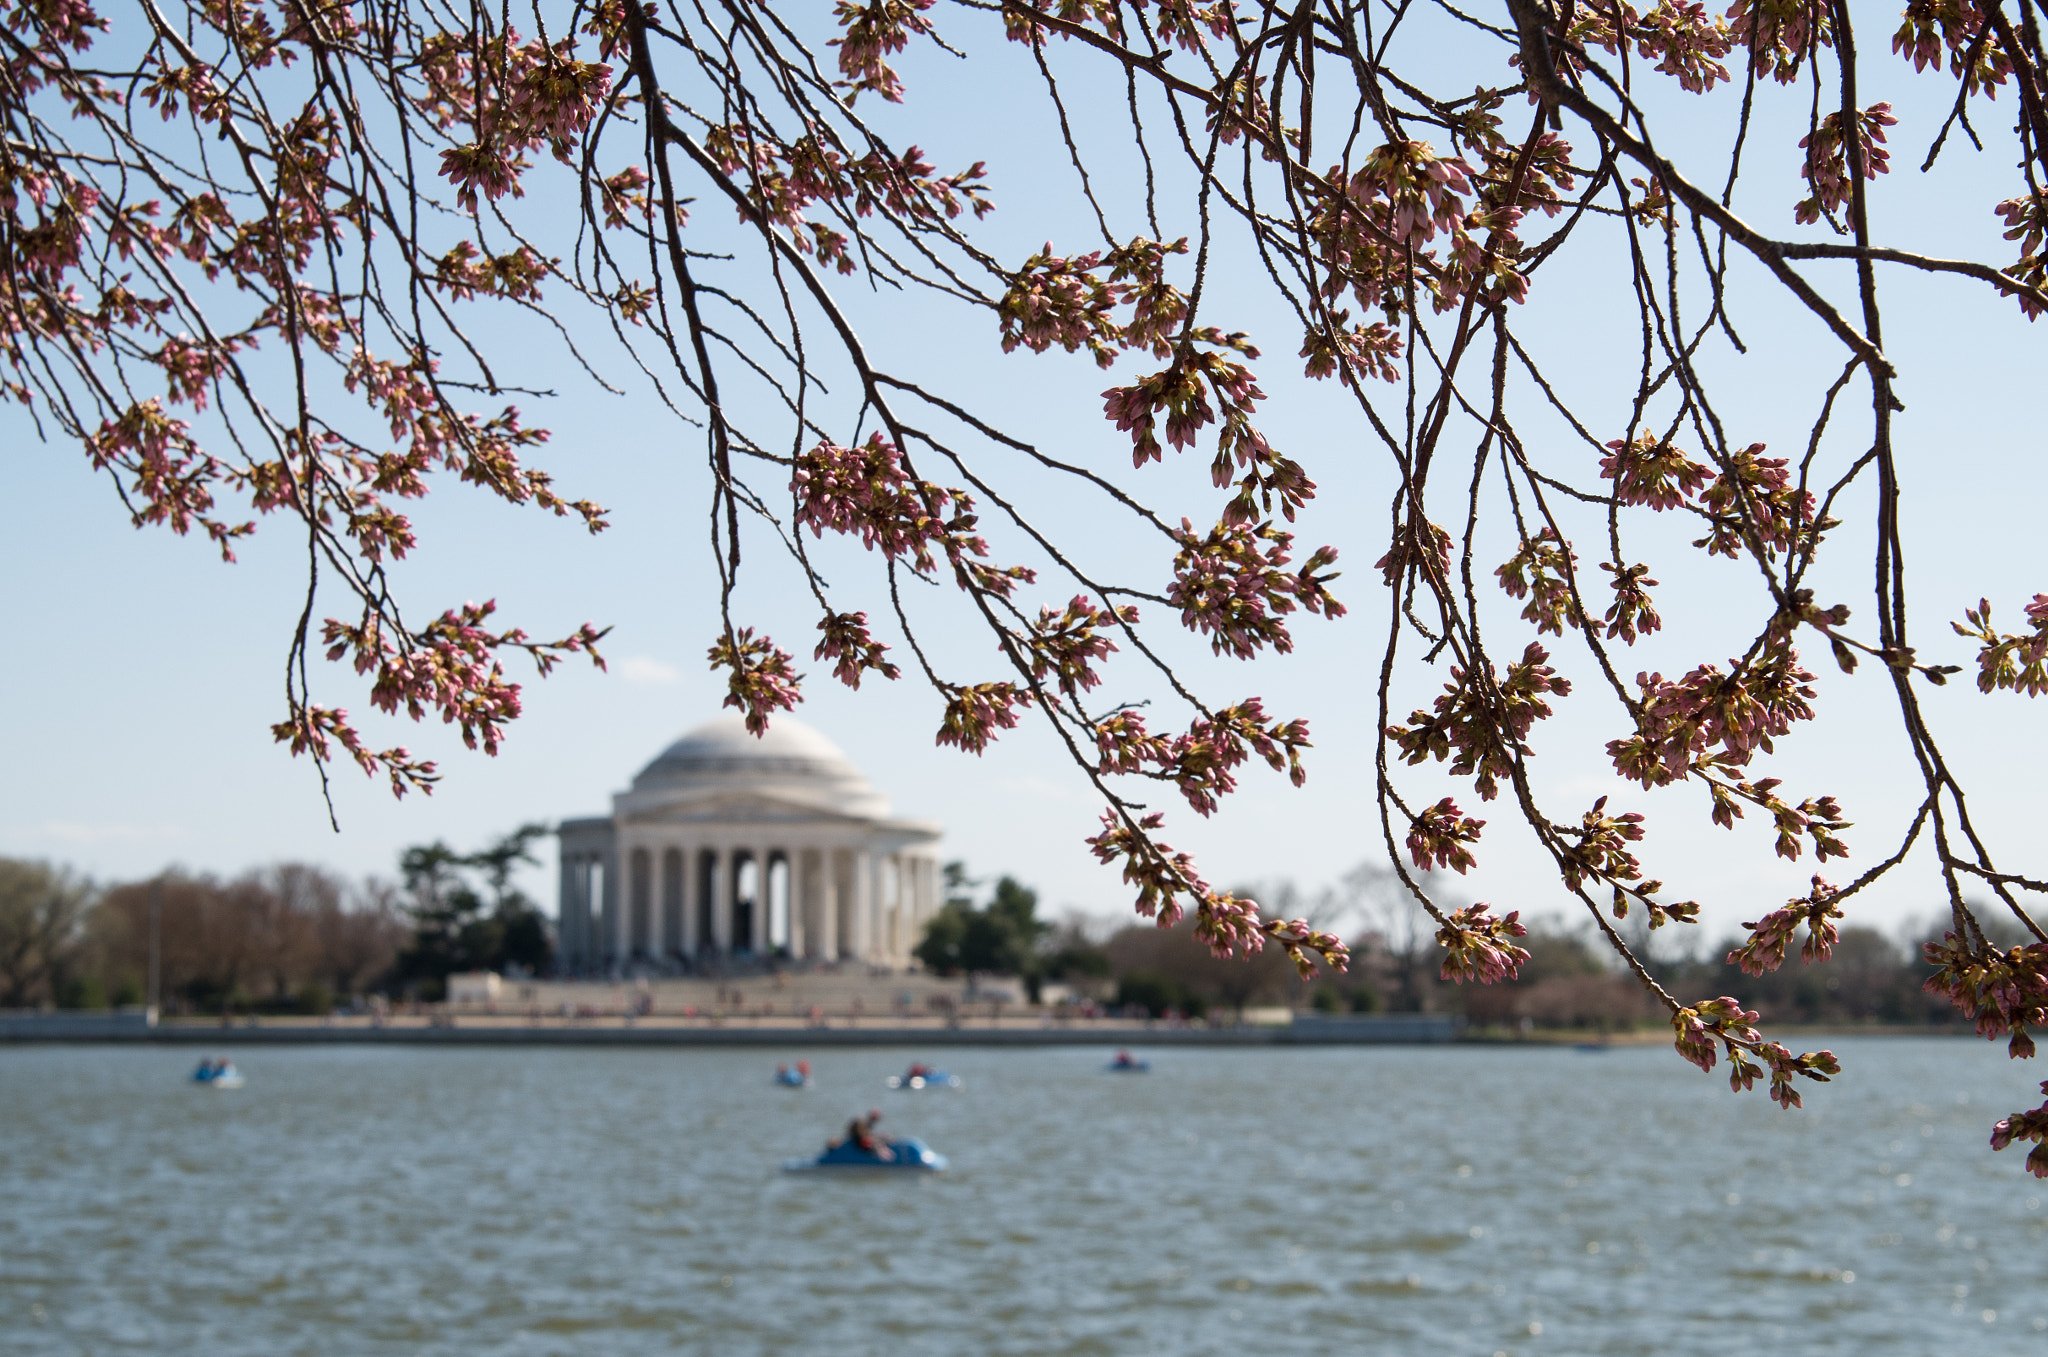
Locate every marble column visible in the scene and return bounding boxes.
[598,849,618,967]
[821,849,842,961]
[677,843,697,958]
[661,847,683,959]
[711,848,732,955]
[784,849,806,958]
[849,849,872,961]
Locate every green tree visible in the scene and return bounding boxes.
[914,872,1049,976]
[465,824,553,974]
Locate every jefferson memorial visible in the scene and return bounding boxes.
[555,715,942,972]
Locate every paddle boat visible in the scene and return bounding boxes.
[785,1135,947,1172]
[773,1061,812,1087]
[191,1058,245,1089]
[1107,1050,1150,1073]
[885,1062,961,1090]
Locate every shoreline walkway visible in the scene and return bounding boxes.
[0,1011,1458,1046]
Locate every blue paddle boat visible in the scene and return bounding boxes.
[1107,1050,1150,1073]
[191,1058,244,1089]
[785,1136,947,1172]
[885,1062,961,1090]
[773,1061,812,1087]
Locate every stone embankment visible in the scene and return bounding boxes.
[0,1007,1458,1046]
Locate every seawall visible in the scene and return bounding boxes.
[0,1013,1457,1047]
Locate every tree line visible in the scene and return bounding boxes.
[0,826,555,1013]
[916,861,1997,1031]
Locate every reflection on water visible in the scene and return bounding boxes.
[2,1039,2044,1355]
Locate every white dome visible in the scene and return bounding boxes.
[628,713,890,818]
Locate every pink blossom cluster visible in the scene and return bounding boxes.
[707,627,803,736]
[936,681,1032,754]
[1345,140,1474,249]
[1477,129,1579,220]
[830,0,937,104]
[431,34,615,213]
[9,0,106,51]
[1569,1,1735,94]
[1085,808,1210,928]
[1088,701,1312,817]
[1989,1081,2048,1178]
[1145,0,1240,55]
[1299,313,1403,387]
[814,611,900,689]
[1795,103,1896,225]
[1305,128,1539,317]
[1994,192,2047,317]
[703,123,991,266]
[1601,433,1712,510]
[1726,1040,1840,1107]
[1672,995,1761,1072]
[1206,72,1276,152]
[1082,808,1347,976]
[1727,0,1835,83]
[1557,796,1647,892]
[1892,0,2013,94]
[1637,0,1738,91]
[81,399,243,555]
[1693,443,1816,559]
[1000,236,1192,367]
[1254,914,1352,980]
[270,705,438,800]
[1699,774,1849,862]
[1027,595,1133,697]
[431,240,550,303]
[1406,797,1485,875]
[1494,528,1581,636]
[1373,516,1452,588]
[1171,700,1311,815]
[1923,933,2048,1058]
[1435,904,1530,984]
[792,435,993,580]
[1101,346,1262,468]
[1388,642,1573,801]
[1000,245,1127,366]
[995,0,1126,46]
[1166,519,1344,660]
[1728,875,1844,975]
[323,599,602,757]
[597,166,652,230]
[1599,561,1662,645]
[1953,594,2048,694]
[1609,642,1819,786]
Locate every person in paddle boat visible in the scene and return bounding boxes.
[829,1109,894,1162]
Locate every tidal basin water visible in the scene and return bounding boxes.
[3,1038,2044,1355]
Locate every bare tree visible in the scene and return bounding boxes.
[0,860,94,1007]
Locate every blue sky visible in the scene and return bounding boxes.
[2,4,2041,951]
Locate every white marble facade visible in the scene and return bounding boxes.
[556,715,941,972]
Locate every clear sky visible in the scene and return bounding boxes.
[3,4,2041,952]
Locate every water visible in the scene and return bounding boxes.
[2,1038,2043,1355]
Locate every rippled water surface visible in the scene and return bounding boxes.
[3,1038,2045,1355]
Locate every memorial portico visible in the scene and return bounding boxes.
[555,714,942,973]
